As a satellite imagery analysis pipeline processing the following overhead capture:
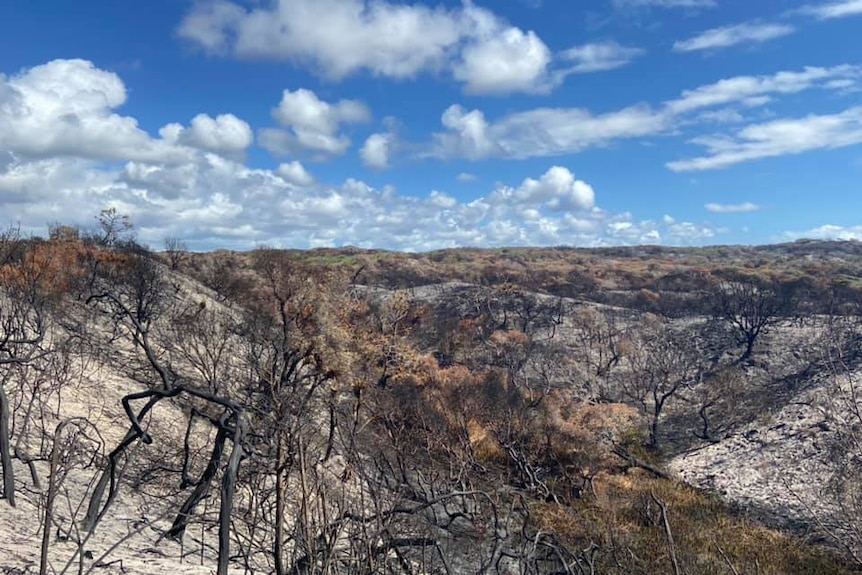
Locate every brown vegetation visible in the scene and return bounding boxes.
[1,220,862,573]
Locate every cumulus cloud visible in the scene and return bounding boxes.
[0,58,729,250]
[432,105,502,160]
[800,0,862,20]
[179,0,461,79]
[0,151,718,250]
[0,157,117,216]
[160,113,253,155]
[0,59,189,163]
[453,7,554,94]
[176,1,246,52]
[560,41,645,73]
[668,106,862,171]
[259,88,370,156]
[673,22,795,52]
[501,166,596,212]
[276,161,314,186]
[360,133,393,169]
[705,202,761,213]
[179,0,560,95]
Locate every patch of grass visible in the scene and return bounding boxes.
[530,475,853,574]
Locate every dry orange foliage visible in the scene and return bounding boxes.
[0,236,155,307]
[0,239,95,297]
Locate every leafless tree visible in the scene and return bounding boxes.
[786,311,862,566]
[163,237,189,271]
[712,276,790,361]
[92,208,134,248]
[164,302,239,396]
[0,227,51,507]
[692,367,745,443]
[9,336,77,492]
[569,306,627,399]
[237,249,345,574]
[618,318,705,449]
[39,417,103,575]
[78,241,245,575]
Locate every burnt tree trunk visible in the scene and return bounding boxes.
[741,333,757,361]
[217,413,244,575]
[167,426,228,541]
[81,394,161,531]
[274,433,287,575]
[0,383,15,506]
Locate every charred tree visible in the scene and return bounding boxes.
[712,276,790,361]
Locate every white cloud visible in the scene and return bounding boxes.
[179,0,561,95]
[488,166,595,213]
[433,105,502,160]
[276,161,314,186]
[782,224,862,241]
[0,59,189,163]
[0,157,116,213]
[0,58,728,250]
[427,190,458,209]
[179,0,461,79]
[160,113,253,155]
[360,133,392,169]
[432,103,668,160]
[665,221,718,242]
[430,64,858,161]
[599,212,716,244]
[673,22,795,52]
[272,88,369,130]
[826,78,859,92]
[560,41,645,73]
[517,166,596,211]
[457,172,478,182]
[454,23,553,94]
[705,202,761,213]
[696,108,746,124]
[665,65,859,114]
[0,150,720,251]
[801,0,862,19]
[668,106,862,171]
[256,129,293,157]
[260,88,370,156]
[176,1,246,52]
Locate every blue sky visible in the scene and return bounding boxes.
[1,0,861,250]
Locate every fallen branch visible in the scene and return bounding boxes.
[612,446,669,480]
